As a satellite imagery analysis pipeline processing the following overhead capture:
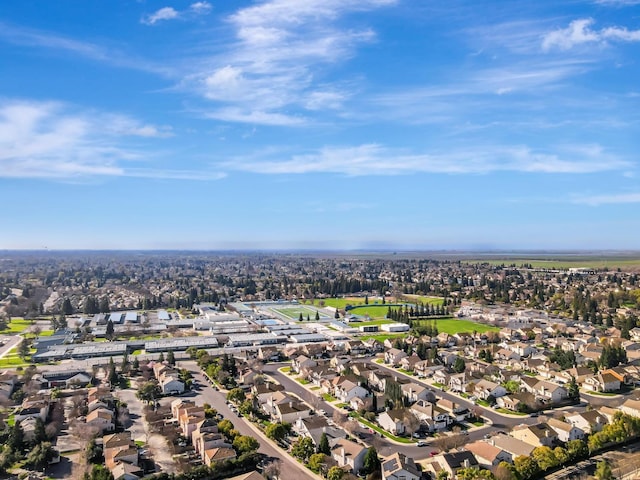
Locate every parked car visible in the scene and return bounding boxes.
[417,441,427,447]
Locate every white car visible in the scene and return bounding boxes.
[317,409,326,416]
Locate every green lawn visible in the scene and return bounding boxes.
[413,318,499,335]
[311,297,388,309]
[348,305,392,319]
[1,318,32,333]
[360,333,405,343]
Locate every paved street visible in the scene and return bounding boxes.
[180,361,317,480]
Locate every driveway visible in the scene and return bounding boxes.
[117,387,178,474]
[180,361,317,480]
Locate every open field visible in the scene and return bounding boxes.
[359,333,405,343]
[310,297,388,309]
[414,318,500,334]
[400,295,444,305]
[1,318,32,334]
[462,256,640,270]
[348,305,391,319]
[273,305,322,320]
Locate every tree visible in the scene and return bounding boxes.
[453,356,466,373]
[84,465,115,480]
[32,418,47,445]
[121,353,130,375]
[166,350,176,366]
[233,435,259,454]
[105,320,114,341]
[595,460,613,480]
[265,422,288,441]
[567,376,580,401]
[494,462,517,480]
[308,453,326,473]
[292,436,315,461]
[315,311,320,320]
[8,421,24,452]
[318,432,330,455]
[26,441,56,470]
[531,446,558,471]
[62,297,73,315]
[158,351,165,362]
[335,309,340,319]
[363,447,381,475]
[18,338,30,360]
[514,455,540,480]
[566,439,588,461]
[107,357,118,385]
[136,381,160,403]
[217,419,234,436]
[457,468,495,480]
[132,356,139,371]
[327,466,345,480]
[227,388,246,404]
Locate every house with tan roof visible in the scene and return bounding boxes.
[620,399,640,418]
[487,433,535,463]
[111,461,143,480]
[511,423,557,447]
[203,447,237,467]
[565,411,607,435]
[331,438,368,473]
[464,440,510,468]
[547,417,584,442]
[86,407,115,433]
[583,372,620,393]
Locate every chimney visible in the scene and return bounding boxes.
[341,447,346,460]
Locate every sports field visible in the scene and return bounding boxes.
[270,305,330,320]
[413,318,499,334]
[462,256,640,270]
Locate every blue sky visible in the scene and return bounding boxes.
[1,0,640,250]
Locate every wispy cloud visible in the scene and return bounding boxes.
[594,0,640,6]
[142,2,212,25]
[543,18,640,51]
[186,0,396,125]
[572,192,640,206]
[219,143,629,176]
[0,21,169,75]
[0,99,222,181]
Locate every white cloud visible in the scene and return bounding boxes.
[0,21,168,74]
[572,192,640,206]
[190,2,212,14]
[0,99,221,181]
[187,0,395,124]
[543,18,640,51]
[142,2,212,25]
[219,143,629,176]
[594,0,640,5]
[142,7,179,25]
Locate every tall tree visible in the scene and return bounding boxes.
[363,446,381,474]
[318,432,330,455]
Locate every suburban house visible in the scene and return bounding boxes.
[521,379,568,404]
[473,380,507,400]
[582,372,621,393]
[378,410,407,435]
[385,348,408,366]
[86,407,116,433]
[448,373,471,393]
[334,378,369,403]
[274,401,311,424]
[381,453,421,480]
[410,400,452,431]
[488,434,535,463]
[203,447,237,467]
[402,382,432,404]
[564,411,608,434]
[436,398,470,422]
[292,355,317,373]
[331,438,368,473]
[547,418,585,442]
[620,399,640,418]
[464,441,511,468]
[511,423,557,447]
[425,451,479,479]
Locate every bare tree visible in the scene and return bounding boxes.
[403,411,421,438]
[343,419,359,436]
[333,409,347,427]
[264,459,282,480]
